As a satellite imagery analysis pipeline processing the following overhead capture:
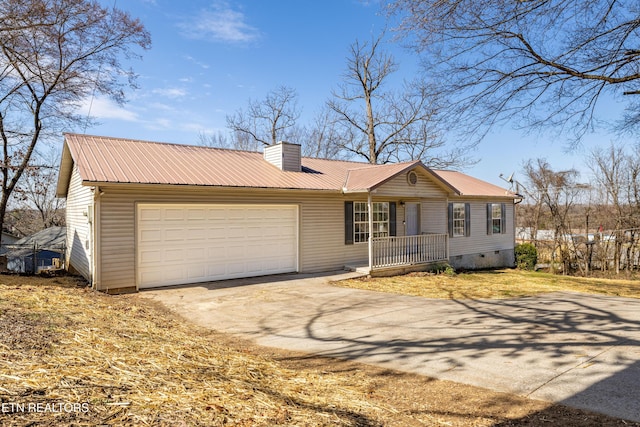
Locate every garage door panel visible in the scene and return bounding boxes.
[164,248,185,263]
[165,208,185,221]
[228,208,246,219]
[186,247,206,260]
[207,264,226,276]
[187,208,206,220]
[140,229,162,243]
[186,228,207,240]
[226,244,246,258]
[140,209,162,221]
[187,264,206,279]
[164,228,185,241]
[226,261,247,275]
[140,249,162,263]
[137,204,298,288]
[141,267,183,286]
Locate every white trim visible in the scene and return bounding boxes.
[368,193,373,272]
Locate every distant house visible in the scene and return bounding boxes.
[7,227,66,273]
[516,227,556,242]
[56,133,521,293]
[0,232,19,254]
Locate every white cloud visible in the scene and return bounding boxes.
[152,87,187,98]
[178,1,260,44]
[148,102,176,112]
[147,118,172,130]
[185,55,210,69]
[79,97,139,122]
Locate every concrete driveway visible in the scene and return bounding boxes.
[140,271,640,422]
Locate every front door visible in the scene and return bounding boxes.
[405,203,420,236]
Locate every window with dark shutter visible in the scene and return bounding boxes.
[389,202,397,236]
[464,203,471,237]
[344,201,354,245]
[346,201,395,244]
[449,202,470,237]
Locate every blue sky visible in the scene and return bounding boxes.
[81,0,629,188]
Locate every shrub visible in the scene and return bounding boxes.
[515,243,538,270]
[429,262,455,275]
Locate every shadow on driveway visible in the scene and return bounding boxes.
[141,273,640,422]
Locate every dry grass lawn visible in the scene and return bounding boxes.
[0,273,637,426]
[335,269,640,300]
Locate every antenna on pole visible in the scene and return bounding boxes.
[499,172,514,185]
[500,172,525,202]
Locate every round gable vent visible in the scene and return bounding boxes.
[407,170,418,185]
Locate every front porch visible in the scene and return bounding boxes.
[347,233,449,275]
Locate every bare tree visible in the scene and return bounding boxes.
[327,31,470,166]
[226,85,301,147]
[13,149,65,231]
[197,131,230,148]
[0,0,150,242]
[588,143,640,272]
[523,159,584,273]
[300,107,343,159]
[388,0,640,144]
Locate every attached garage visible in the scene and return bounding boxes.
[136,204,298,288]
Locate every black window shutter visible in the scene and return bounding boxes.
[344,201,354,245]
[389,202,397,236]
[501,203,507,234]
[464,203,471,237]
[487,203,493,235]
[447,203,453,237]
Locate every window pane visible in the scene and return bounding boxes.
[492,204,502,233]
[353,202,391,241]
[452,203,466,236]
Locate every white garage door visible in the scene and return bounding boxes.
[137,204,298,288]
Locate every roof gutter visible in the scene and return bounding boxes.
[80,180,345,193]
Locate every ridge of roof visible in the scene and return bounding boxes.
[344,159,420,172]
[65,132,263,155]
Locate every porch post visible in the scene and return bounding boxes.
[368,191,373,272]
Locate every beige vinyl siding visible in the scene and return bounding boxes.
[65,165,93,280]
[448,199,515,256]
[96,186,369,291]
[282,144,301,172]
[375,168,448,198]
[263,146,281,169]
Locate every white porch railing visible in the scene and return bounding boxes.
[371,234,448,269]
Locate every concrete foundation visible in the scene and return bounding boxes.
[449,249,515,270]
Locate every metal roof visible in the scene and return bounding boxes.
[431,170,517,198]
[8,226,66,256]
[57,133,516,198]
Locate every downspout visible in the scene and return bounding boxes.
[513,195,523,267]
[368,191,373,273]
[93,186,102,291]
